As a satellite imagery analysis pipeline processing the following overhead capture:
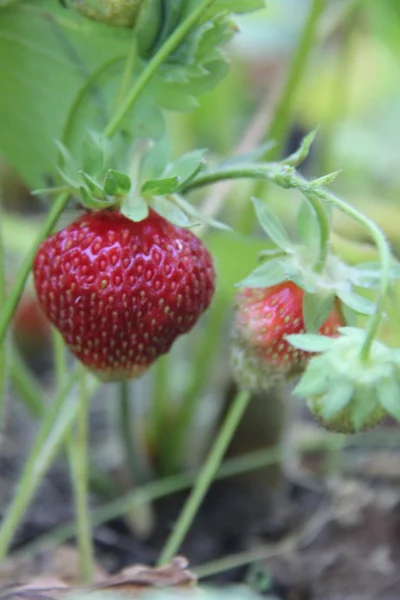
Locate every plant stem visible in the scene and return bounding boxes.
[103,0,218,138]
[17,444,282,556]
[115,37,138,110]
[163,300,226,474]
[0,365,82,560]
[119,380,141,482]
[304,193,330,272]
[0,210,7,434]
[10,352,44,418]
[184,162,391,359]
[0,191,70,346]
[157,389,251,566]
[67,371,93,584]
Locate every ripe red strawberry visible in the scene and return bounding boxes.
[231,282,344,391]
[33,209,215,381]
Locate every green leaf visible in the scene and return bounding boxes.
[236,258,295,289]
[151,196,192,228]
[79,171,104,197]
[79,185,115,209]
[252,197,293,251]
[283,129,318,167]
[173,195,231,231]
[120,195,149,222]
[141,177,181,196]
[293,358,329,397]
[140,138,171,182]
[296,200,321,253]
[310,170,342,188]
[164,149,207,187]
[103,169,132,196]
[376,377,400,420]
[337,289,375,315]
[285,333,335,353]
[321,380,354,419]
[302,292,335,333]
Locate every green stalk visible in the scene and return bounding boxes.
[114,36,138,110]
[157,390,251,566]
[0,191,70,346]
[0,211,7,431]
[150,355,169,463]
[0,365,81,560]
[17,444,282,555]
[103,0,219,138]
[184,163,391,360]
[304,193,331,273]
[163,300,226,474]
[10,352,44,418]
[67,371,93,583]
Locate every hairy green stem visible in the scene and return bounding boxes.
[163,300,226,474]
[0,191,70,346]
[184,162,391,359]
[67,371,93,583]
[0,366,81,560]
[103,0,218,137]
[157,390,251,566]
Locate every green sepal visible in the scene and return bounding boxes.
[173,194,230,231]
[79,185,116,209]
[296,200,321,255]
[349,261,400,288]
[310,170,342,188]
[150,196,191,228]
[376,377,400,420]
[103,170,132,196]
[56,141,80,188]
[79,171,105,198]
[120,194,149,222]
[321,379,354,420]
[292,357,329,397]
[252,197,293,251]
[285,333,335,353]
[337,289,375,315]
[31,185,70,197]
[236,257,296,289]
[302,292,335,333]
[141,176,181,196]
[283,128,317,167]
[351,388,379,431]
[165,149,207,188]
[81,130,111,177]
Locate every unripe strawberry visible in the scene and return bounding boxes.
[231,282,344,392]
[33,209,215,382]
[308,395,386,434]
[71,0,142,27]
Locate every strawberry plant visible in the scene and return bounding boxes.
[1,0,400,593]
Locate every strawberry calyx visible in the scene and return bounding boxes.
[288,327,400,432]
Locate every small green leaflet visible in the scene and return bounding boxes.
[141,177,181,196]
[321,380,354,420]
[286,333,335,353]
[120,194,149,222]
[376,377,400,420]
[283,129,317,167]
[310,170,342,188]
[236,257,297,289]
[103,169,131,196]
[151,196,191,228]
[336,289,375,315]
[79,171,104,197]
[252,197,293,251]
[164,149,207,187]
[302,292,335,333]
[293,358,329,397]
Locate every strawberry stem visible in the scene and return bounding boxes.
[184,162,391,360]
[103,0,219,138]
[119,380,143,482]
[0,365,85,560]
[304,192,330,273]
[0,190,70,346]
[157,389,251,566]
